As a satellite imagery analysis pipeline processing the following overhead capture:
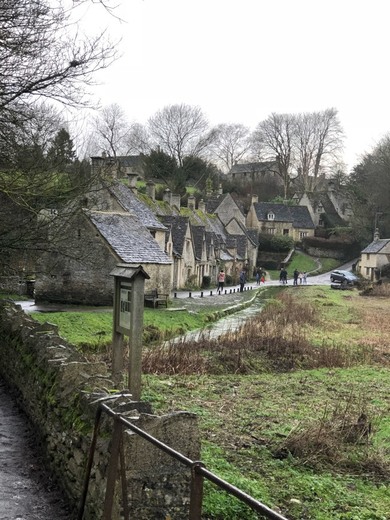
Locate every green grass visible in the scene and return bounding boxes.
[31,307,212,348]
[267,251,341,280]
[142,367,390,520]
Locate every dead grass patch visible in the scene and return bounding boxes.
[142,291,377,374]
[275,398,390,481]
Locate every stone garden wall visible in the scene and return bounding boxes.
[0,300,199,519]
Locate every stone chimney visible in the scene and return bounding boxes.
[218,183,223,195]
[171,194,181,209]
[146,181,156,200]
[163,188,172,205]
[374,228,380,241]
[198,199,206,213]
[187,195,196,210]
[127,172,138,188]
[251,195,258,204]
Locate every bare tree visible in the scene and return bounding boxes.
[148,103,212,167]
[0,0,117,278]
[209,123,251,172]
[252,113,296,199]
[295,108,344,191]
[91,103,131,157]
[0,0,116,114]
[125,123,152,155]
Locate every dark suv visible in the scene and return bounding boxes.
[330,270,358,285]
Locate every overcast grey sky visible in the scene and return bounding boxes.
[77,0,390,170]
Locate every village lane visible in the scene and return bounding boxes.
[0,379,74,520]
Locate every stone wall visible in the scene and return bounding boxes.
[0,301,199,519]
[305,245,347,260]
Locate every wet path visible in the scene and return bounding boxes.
[0,379,74,520]
[168,293,268,344]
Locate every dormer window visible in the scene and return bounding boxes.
[267,212,275,221]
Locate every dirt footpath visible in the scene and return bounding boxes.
[0,379,74,519]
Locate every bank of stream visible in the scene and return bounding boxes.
[168,286,279,344]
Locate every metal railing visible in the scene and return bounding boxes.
[78,400,289,520]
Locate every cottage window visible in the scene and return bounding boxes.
[267,228,276,235]
[366,253,370,260]
[267,212,275,221]
[319,219,324,227]
[299,231,308,238]
[283,229,289,235]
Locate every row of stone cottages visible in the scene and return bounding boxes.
[33,172,319,305]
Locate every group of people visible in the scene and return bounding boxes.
[279,267,307,285]
[217,268,261,293]
[217,266,309,289]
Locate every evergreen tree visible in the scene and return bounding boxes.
[47,128,76,171]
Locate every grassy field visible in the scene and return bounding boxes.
[5,281,390,518]
[266,250,340,281]
[141,285,390,519]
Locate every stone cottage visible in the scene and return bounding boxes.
[246,197,315,241]
[358,230,390,280]
[35,209,171,305]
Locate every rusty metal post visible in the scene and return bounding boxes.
[103,418,123,519]
[77,406,103,520]
[119,438,130,520]
[189,461,205,520]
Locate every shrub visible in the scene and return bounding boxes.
[202,275,211,289]
[258,233,293,253]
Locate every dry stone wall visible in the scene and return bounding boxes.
[0,300,199,519]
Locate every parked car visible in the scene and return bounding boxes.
[330,270,358,284]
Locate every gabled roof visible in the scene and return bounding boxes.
[231,234,248,259]
[205,192,245,216]
[191,225,206,261]
[361,238,390,254]
[159,215,190,256]
[87,210,171,265]
[109,184,167,231]
[253,202,315,229]
[229,161,277,174]
[303,192,345,226]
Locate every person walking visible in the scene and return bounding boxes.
[280,267,288,284]
[302,272,307,284]
[293,268,299,286]
[239,270,246,292]
[217,269,225,292]
[255,270,260,285]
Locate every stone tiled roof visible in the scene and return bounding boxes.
[361,239,390,254]
[191,225,206,261]
[159,215,190,257]
[205,193,245,216]
[254,202,315,229]
[109,184,167,231]
[231,234,248,259]
[305,192,345,225]
[87,210,171,264]
[229,161,277,174]
[246,229,259,247]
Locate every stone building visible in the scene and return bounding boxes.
[35,209,171,305]
[358,230,390,280]
[246,198,315,241]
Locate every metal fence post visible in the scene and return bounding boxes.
[103,418,123,519]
